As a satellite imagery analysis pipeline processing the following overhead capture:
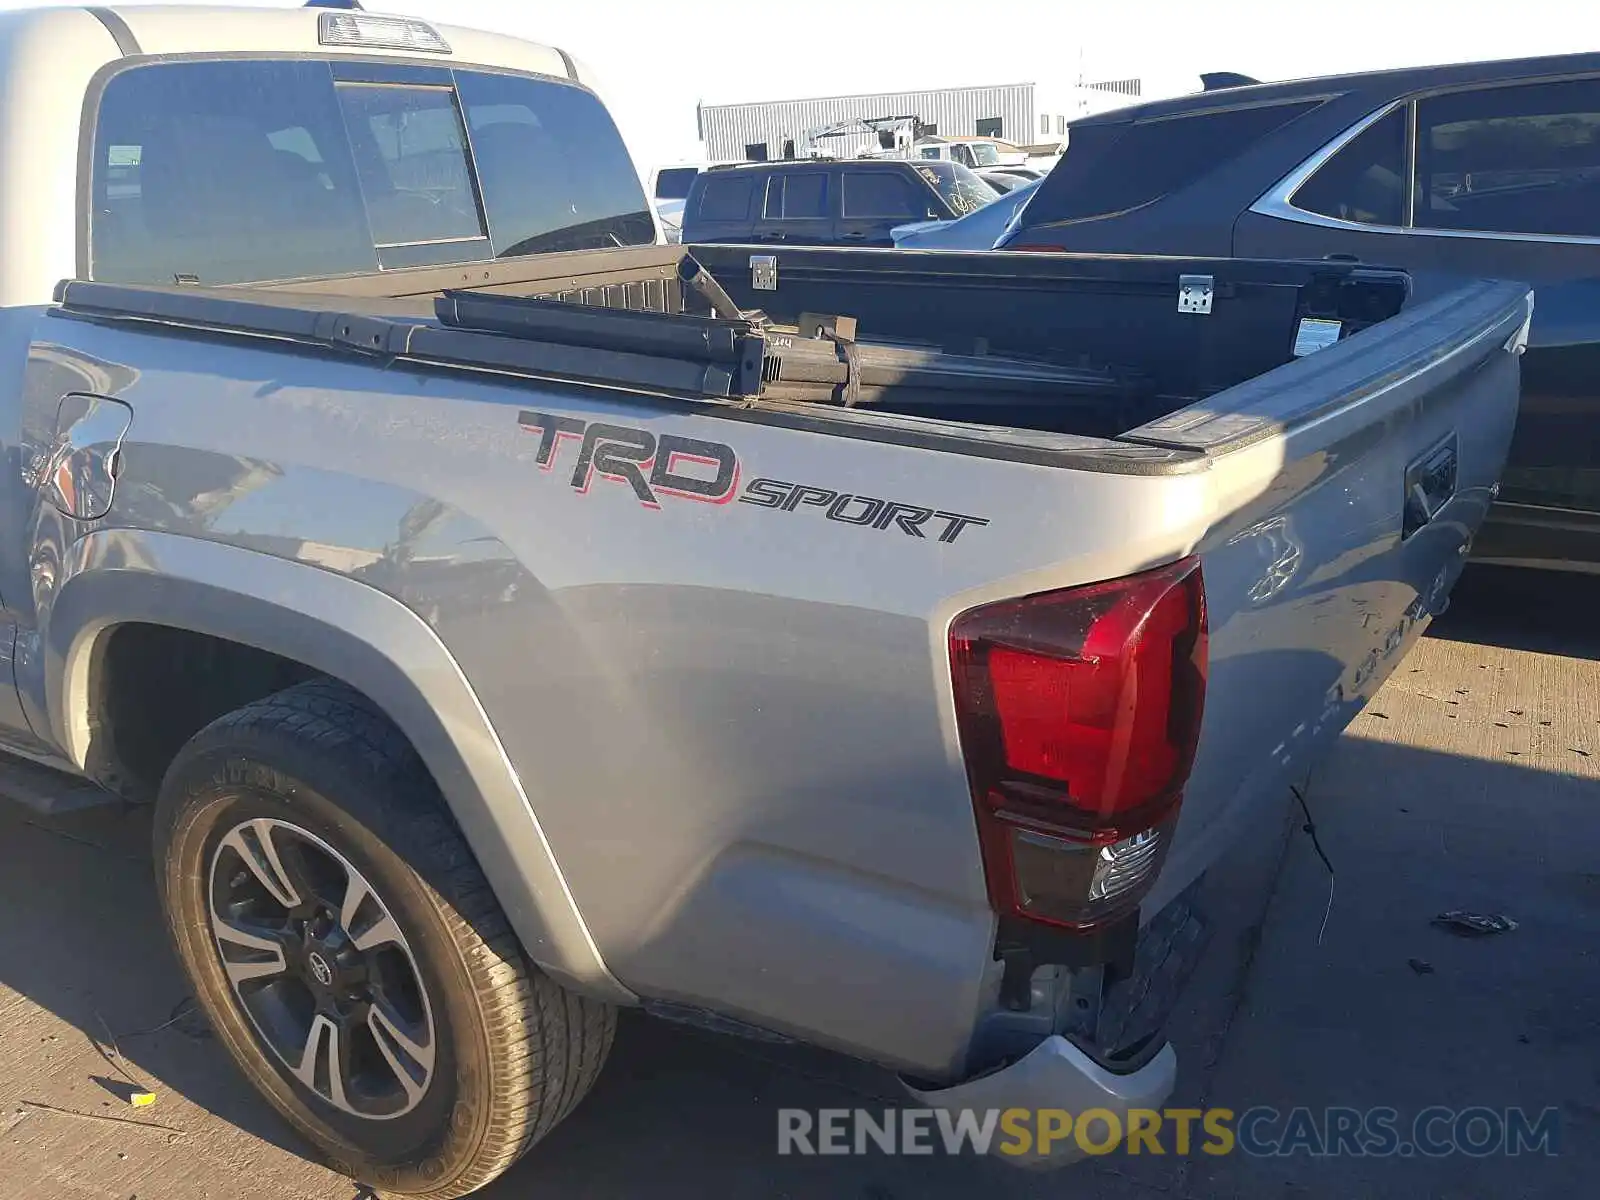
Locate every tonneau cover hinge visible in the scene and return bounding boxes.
[311,312,416,356]
[750,254,778,292]
[1178,274,1214,315]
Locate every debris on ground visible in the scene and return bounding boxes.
[92,1009,160,1109]
[1407,958,1435,975]
[1432,910,1518,937]
[17,1100,183,1138]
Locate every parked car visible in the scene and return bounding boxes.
[681,158,997,246]
[894,177,1043,248]
[913,134,1028,168]
[988,164,1045,182]
[649,162,706,242]
[0,4,1532,1197]
[978,168,1029,193]
[1000,52,1600,571]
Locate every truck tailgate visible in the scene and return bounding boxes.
[1135,278,1531,913]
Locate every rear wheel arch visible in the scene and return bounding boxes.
[41,530,632,1005]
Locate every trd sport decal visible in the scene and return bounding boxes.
[519,411,739,508]
[518,411,991,543]
[740,479,989,544]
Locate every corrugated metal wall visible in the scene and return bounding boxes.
[699,84,1034,162]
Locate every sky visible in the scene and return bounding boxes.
[8,0,1593,172]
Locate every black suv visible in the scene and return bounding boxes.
[1001,52,1600,571]
[681,159,997,247]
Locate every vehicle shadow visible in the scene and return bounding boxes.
[0,799,324,1169]
[1431,564,1600,661]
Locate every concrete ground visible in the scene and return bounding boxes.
[0,564,1595,1199]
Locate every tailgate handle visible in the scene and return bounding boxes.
[1403,433,1459,539]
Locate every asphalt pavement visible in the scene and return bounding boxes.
[0,564,1595,1199]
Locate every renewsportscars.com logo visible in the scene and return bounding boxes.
[777,1105,1562,1159]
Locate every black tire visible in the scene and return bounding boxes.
[153,680,614,1198]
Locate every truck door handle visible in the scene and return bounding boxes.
[756,231,787,242]
[839,232,868,241]
[1403,433,1459,539]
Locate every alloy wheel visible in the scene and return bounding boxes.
[207,817,437,1120]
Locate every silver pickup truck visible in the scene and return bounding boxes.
[0,4,1530,1197]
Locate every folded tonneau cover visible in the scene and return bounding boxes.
[52,245,1414,440]
[434,286,1136,410]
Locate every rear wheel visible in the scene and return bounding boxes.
[153,681,614,1198]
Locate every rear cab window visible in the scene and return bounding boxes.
[89,58,655,285]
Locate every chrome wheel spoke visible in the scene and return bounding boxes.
[290,1014,352,1113]
[219,818,306,909]
[367,1000,434,1103]
[212,918,290,985]
[338,871,402,953]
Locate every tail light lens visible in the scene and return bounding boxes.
[949,557,1207,930]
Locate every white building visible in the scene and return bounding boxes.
[697,79,1144,163]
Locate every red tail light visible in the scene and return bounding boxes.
[949,557,1208,929]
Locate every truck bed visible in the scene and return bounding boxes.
[53,243,1414,458]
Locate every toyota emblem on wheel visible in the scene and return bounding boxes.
[307,951,333,988]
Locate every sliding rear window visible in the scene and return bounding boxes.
[89,59,655,285]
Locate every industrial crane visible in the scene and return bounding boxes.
[793,114,924,160]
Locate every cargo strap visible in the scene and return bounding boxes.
[825,331,861,408]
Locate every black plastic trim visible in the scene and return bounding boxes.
[330,60,453,85]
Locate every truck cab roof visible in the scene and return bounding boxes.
[0,3,589,83]
[0,3,653,302]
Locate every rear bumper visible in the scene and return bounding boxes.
[898,880,1205,1168]
[902,1035,1178,1168]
